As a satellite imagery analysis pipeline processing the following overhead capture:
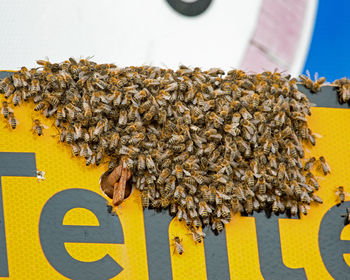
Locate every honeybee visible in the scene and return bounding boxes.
[239,107,252,120]
[72,144,80,157]
[306,172,320,190]
[211,217,226,233]
[299,203,310,216]
[79,143,93,159]
[185,196,195,210]
[230,196,243,213]
[174,164,183,180]
[32,119,48,136]
[244,170,255,188]
[319,156,330,175]
[189,227,205,243]
[0,77,12,91]
[63,125,74,144]
[341,208,350,225]
[334,78,350,103]
[336,186,347,204]
[198,200,212,217]
[1,101,12,118]
[304,157,316,171]
[300,71,326,93]
[93,119,107,140]
[172,236,184,255]
[271,195,280,213]
[257,177,267,194]
[145,155,156,172]
[224,124,240,136]
[157,168,171,185]
[183,181,196,196]
[311,194,323,204]
[277,163,287,181]
[11,90,21,106]
[12,73,22,88]
[4,85,15,99]
[8,112,18,129]
[245,194,253,214]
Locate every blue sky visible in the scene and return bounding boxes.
[303,0,350,81]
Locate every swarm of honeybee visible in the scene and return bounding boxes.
[299,70,327,93]
[0,58,328,236]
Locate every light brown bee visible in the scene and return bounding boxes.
[172,236,184,255]
[1,101,12,119]
[245,194,253,214]
[32,119,48,136]
[298,203,307,216]
[80,143,93,159]
[0,77,12,91]
[341,208,350,225]
[189,227,205,243]
[304,157,316,171]
[157,168,171,185]
[12,90,21,106]
[198,200,212,218]
[174,185,185,201]
[334,78,350,103]
[230,196,243,213]
[12,73,22,88]
[185,196,195,210]
[244,170,255,188]
[319,156,330,175]
[8,112,18,129]
[211,217,225,233]
[72,144,80,157]
[336,186,347,204]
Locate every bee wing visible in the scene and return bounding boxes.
[206,205,213,214]
[183,169,191,176]
[90,156,96,165]
[244,125,255,135]
[306,70,311,78]
[198,205,205,216]
[43,124,49,129]
[216,191,231,200]
[79,148,85,157]
[312,132,323,138]
[220,218,229,225]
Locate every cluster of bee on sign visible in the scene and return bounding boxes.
[0,58,330,240]
[299,70,350,106]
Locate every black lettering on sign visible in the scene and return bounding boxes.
[143,209,174,279]
[39,189,124,280]
[0,152,37,277]
[254,212,307,279]
[203,228,231,280]
[166,0,213,17]
[319,202,350,278]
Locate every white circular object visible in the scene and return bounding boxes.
[0,0,317,75]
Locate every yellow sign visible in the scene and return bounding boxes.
[0,96,348,279]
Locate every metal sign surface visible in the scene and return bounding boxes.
[0,71,348,279]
